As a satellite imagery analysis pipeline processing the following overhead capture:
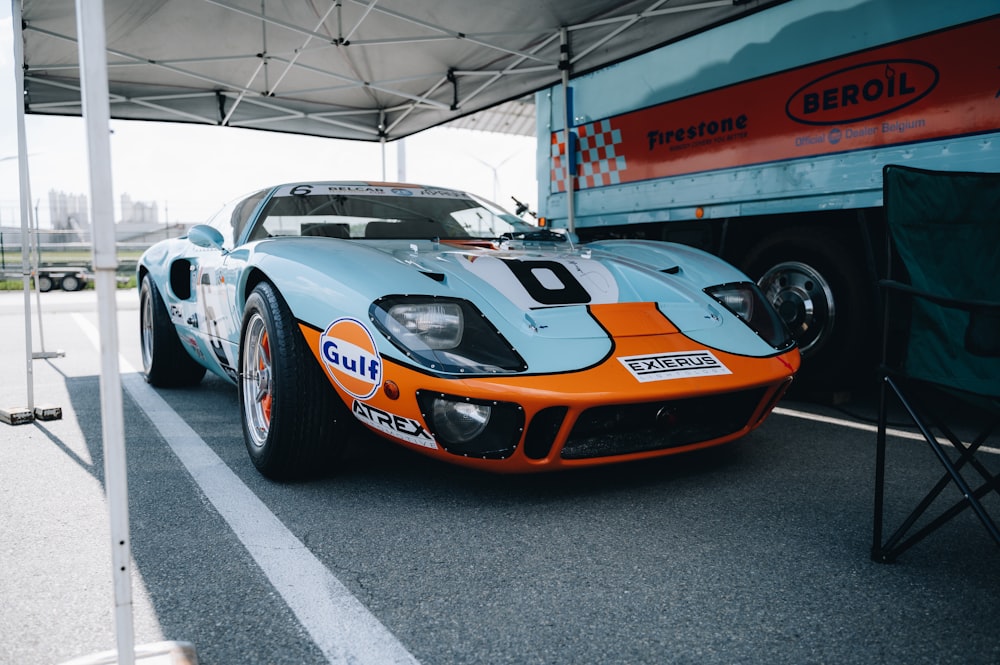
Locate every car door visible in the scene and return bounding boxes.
[193,188,271,382]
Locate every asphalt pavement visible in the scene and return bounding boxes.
[1,288,998,665]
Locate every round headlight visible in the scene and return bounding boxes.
[371,296,527,374]
[386,302,463,349]
[713,286,754,321]
[431,398,491,443]
[705,282,794,350]
[416,390,525,459]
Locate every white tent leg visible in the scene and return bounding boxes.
[12,0,34,417]
[31,197,65,362]
[72,2,198,662]
[4,2,63,428]
[74,2,136,664]
[559,27,576,233]
[397,138,406,182]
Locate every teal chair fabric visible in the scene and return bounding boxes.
[873,164,1000,562]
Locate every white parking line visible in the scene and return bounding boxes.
[73,314,420,665]
[773,406,1000,455]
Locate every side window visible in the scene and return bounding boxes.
[206,189,268,249]
[232,190,269,243]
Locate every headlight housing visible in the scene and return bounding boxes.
[370,296,527,374]
[705,282,795,350]
[383,301,464,349]
[416,391,524,458]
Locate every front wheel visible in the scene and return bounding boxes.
[742,229,873,392]
[139,276,207,387]
[239,281,357,480]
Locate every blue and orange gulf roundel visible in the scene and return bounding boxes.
[318,318,382,400]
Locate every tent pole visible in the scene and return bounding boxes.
[12,0,35,415]
[380,137,386,180]
[379,109,387,180]
[397,138,406,182]
[74,2,135,664]
[559,27,575,233]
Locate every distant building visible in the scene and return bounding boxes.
[10,191,180,246]
[120,193,159,225]
[48,190,90,241]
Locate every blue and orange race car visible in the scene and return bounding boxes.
[137,182,799,479]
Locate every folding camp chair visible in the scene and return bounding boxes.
[872,164,1000,563]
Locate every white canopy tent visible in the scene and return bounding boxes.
[9,1,783,662]
[18,0,779,140]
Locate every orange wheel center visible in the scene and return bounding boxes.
[259,332,272,423]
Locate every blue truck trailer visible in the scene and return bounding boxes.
[535,0,1000,392]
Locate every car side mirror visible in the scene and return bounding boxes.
[188,224,226,250]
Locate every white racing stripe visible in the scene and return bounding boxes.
[773,406,1000,455]
[73,314,419,665]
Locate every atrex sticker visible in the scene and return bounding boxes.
[618,350,731,382]
[352,400,437,449]
[319,318,382,399]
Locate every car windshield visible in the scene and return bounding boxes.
[247,184,536,241]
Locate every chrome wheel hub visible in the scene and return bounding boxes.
[757,261,834,357]
[242,313,273,448]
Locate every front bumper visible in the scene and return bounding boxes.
[302,306,799,472]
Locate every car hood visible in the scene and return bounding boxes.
[250,237,782,372]
[409,242,731,335]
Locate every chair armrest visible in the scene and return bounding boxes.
[879,279,1000,357]
[878,279,1000,312]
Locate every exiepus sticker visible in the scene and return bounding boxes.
[352,400,437,449]
[618,350,731,382]
[319,318,382,399]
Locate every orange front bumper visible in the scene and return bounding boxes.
[302,303,800,473]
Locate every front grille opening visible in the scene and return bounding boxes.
[560,388,767,460]
[524,407,568,460]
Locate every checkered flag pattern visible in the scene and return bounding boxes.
[549,119,627,192]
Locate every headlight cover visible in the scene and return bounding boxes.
[705,282,795,350]
[416,391,524,458]
[384,301,463,349]
[370,296,527,374]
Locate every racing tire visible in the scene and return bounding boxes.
[139,276,207,387]
[60,274,81,291]
[37,275,53,292]
[239,281,357,480]
[741,228,873,392]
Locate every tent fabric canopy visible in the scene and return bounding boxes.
[18,0,780,141]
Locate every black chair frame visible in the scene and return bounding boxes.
[872,165,1000,563]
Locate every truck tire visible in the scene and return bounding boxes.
[37,275,53,292]
[741,229,873,392]
[61,274,82,291]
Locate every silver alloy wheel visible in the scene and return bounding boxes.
[756,260,835,357]
[140,285,154,373]
[242,311,272,448]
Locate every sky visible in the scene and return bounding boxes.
[0,7,539,229]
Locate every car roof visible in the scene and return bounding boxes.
[268,181,469,195]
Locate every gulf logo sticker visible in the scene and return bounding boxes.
[319,318,382,400]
